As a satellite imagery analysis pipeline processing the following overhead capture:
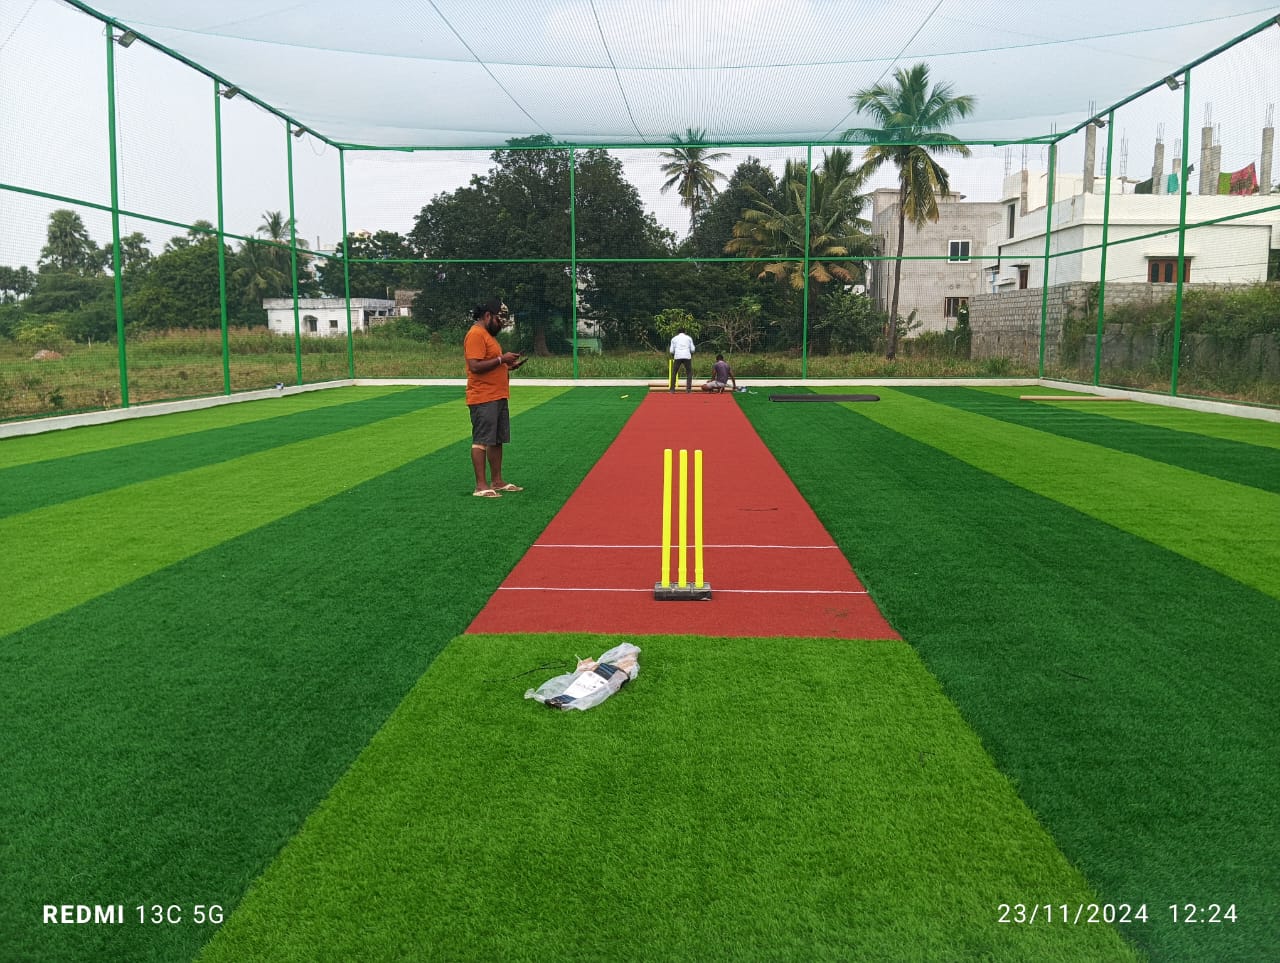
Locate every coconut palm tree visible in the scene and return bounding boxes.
[725,149,874,351]
[843,63,974,358]
[659,128,730,232]
[726,153,871,288]
[38,209,101,274]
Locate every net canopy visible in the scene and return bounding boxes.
[68,0,1280,148]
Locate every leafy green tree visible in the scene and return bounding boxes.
[164,220,216,253]
[659,128,730,232]
[231,239,290,308]
[317,230,417,299]
[410,135,670,354]
[254,210,318,296]
[844,62,975,358]
[0,265,37,303]
[126,233,230,329]
[815,289,884,353]
[725,148,874,352]
[38,209,103,275]
[115,232,153,275]
[686,157,778,258]
[18,271,116,343]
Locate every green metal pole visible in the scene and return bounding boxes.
[286,124,302,385]
[569,146,578,379]
[1094,114,1115,385]
[105,28,128,407]
[214,79,231,395]
[1171,71,1191,396]
[801,145,813,379]
[339,146,355,379]
[1038,142,1058,378]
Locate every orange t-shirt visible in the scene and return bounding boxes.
[464,323,509,405]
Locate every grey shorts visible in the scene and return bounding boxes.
[469,398,511,446]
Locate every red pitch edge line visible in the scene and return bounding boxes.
[530,543,841,550]
[496,586,871,595]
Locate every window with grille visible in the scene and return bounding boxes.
[1148,258,1189,283]
[948,239,971,262]
[944,296,969,318]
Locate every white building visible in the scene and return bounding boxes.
[868,188,1005,335]
[981,169,1280,290]
[263,298,396,337]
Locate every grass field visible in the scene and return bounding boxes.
[2,384,1275,962]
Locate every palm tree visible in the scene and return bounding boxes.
[725,149,874,346]
[843,63,975,358]
[232,238,290,305]
[39,209,100,274]
[659,128,730,232]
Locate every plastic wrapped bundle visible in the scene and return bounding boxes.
[525,643,641,711]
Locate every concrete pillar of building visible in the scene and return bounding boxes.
[1152,141,1165,195]
[1208,144,1221,194]
[1261,127,1275,195]
[1019,168,1029,215]
[1199,127,1214,194]
[1083,125,1096,194]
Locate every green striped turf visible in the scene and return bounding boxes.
[896,386,1280,494]
[0,386,464,518]
[848,388,1280,599]
[0,388,568,638]
[741,389,1280,962]
[977,386,1280,450]
[200,633,1138,963]
[0,388,639,963]
[0,384,415,470]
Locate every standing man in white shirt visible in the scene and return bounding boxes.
[668,326,695,393]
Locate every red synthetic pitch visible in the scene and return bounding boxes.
[467,393,899,639]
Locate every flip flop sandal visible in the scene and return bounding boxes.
[493,483,524,492]
[472,488,501,498]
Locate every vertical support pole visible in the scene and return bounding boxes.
[660,448,672,589]
[105,29,129,407]
[801,145,813,379]
[339,146,355,379]
[569,145,578,379]
[677,448,688,588]
[1038,142,1057,379]
[1171,70,1192,396]
[286,122,302,385]
[1095,113,1115,386]
[214,78,231,395]
[694,449,704,589]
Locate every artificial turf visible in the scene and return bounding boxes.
[848,388,1280,599]
[199,633,1139,963]
[0,383,410,470]
[0,387,639,963]
[0,386,463,517]
[0,388,570,637]
[897,386,1280,493]
[981,386,1280,449]
[741,389,1280,962]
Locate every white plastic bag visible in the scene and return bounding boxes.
[525,643,641,711]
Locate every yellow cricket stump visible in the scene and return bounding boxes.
[655,447,712,601]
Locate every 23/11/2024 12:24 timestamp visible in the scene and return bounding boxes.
[997,904,1237,924]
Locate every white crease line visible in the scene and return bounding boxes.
[531,543,840,550]
[497,586,869,595]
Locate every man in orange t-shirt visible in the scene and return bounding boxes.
[464,297,526,497]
